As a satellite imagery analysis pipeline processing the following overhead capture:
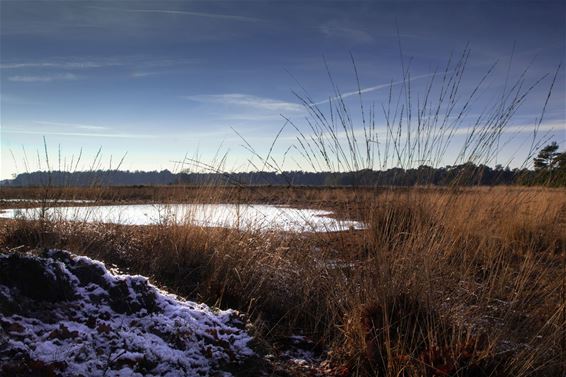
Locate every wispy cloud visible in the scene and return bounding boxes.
[0,61,120,70]
[1,57,197,71]
[285,121,565,144]
[91,7,260,23]
[319,22,373,44]
[3,127,241,140]
[34,121,108,131]
[3,129,156,139]
[221,114,284,122]
[312,72,440,106]
[452,122,565,136]
[130,71,166,78]
[272,121,564,152]
[183,94,303,113]
[8,73,80,82]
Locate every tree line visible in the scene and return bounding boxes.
[3,143,564,188]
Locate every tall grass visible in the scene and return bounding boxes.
[1,49,564,376]
[2,187,564,376]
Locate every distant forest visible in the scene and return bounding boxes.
[2,162,565,187]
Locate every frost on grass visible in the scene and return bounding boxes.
[0,249,255,376]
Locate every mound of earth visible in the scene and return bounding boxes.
[0,249,255,376]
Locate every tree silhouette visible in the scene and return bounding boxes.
[534,142,560,171]
[532,142,566,186]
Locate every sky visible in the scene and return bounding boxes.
[1,0,564,179]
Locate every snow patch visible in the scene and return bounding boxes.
[0,250,255,376]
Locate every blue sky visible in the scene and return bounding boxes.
[1,0,564,178]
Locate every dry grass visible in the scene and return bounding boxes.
[0,185,392,209]
[1,49,563,376]
[1,185,564,376]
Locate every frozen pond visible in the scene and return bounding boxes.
[0,203,363,232]
[0,199,95,203]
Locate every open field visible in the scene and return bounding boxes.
[1,185,564,376]
[2,0,564,375]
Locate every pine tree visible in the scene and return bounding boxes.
[533,142,560,170]
[533,142,566,186]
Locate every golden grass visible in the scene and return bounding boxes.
[1,185,564,376]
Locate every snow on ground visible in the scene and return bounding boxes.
[279,335,325,371]
[0,249,255,376]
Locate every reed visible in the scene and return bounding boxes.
[1,49,564,376]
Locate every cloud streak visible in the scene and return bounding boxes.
[8,73,80,83]
[3,129,157,139]
[184,94,303,113]
[130,71,168,78]
[1,57,198,72]
[34,121,108,131]
[312,72,441,106]
[91,7,260,23]
[452,122,565,136]
[1,61,120,69]
[3,127,241,140]
[319,23,373,44]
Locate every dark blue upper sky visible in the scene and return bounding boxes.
[1,0,564,178]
